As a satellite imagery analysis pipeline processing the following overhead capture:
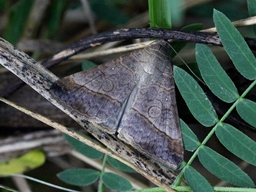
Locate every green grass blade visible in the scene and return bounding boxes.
[180,119,200,151]
[216,123,256,166]
[148,0,172,29]
[236,98,256,128]
[196,44,239,103]
[174,66,218,126]
[169,0,184,27]
[213,9,256,80]
[3,0,33,44]
[198,146,254,187]
[149,0,184,28]
[45,0,68,39]
[184,166,214,192]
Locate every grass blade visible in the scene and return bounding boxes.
[148,0,172,29]
[3,0,33,44]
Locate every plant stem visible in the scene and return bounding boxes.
[98,155,108,192]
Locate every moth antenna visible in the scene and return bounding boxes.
[166,41,206,85]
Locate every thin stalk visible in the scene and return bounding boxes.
[98,155,108,192]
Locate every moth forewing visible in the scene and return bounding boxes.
[50,40,184,169]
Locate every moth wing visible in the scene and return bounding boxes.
[50,54,141,133]
[118,41,183,169]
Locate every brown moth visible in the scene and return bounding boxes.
[50,40,183,169]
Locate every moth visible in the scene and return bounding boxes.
[50,40,184,169]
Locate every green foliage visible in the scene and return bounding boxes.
[173,7,256,192]
[102,172,133,191]
[82,60,97,70]
[216,123,256,166]
[62,134,133,190]
[0,150,45,176]
[0,0,7,11]
[3,0,34,44]
[180,119,200,152]
[184,166,214,192]
[107,156,135,172]
[2,1,256,191]
[64,134,104,159]
[45,0,68,39]
[148,0,172,29]
[174,66,218,127]
[236,98,256,127]
[196,44,239,103]
[57,168,100,186]
[214,9,256,80]
[88,0,129,26]
[198,146,254,187]
[247,0,256,33]
[149,0,184,28]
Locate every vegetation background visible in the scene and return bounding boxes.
[0,0,256,191]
